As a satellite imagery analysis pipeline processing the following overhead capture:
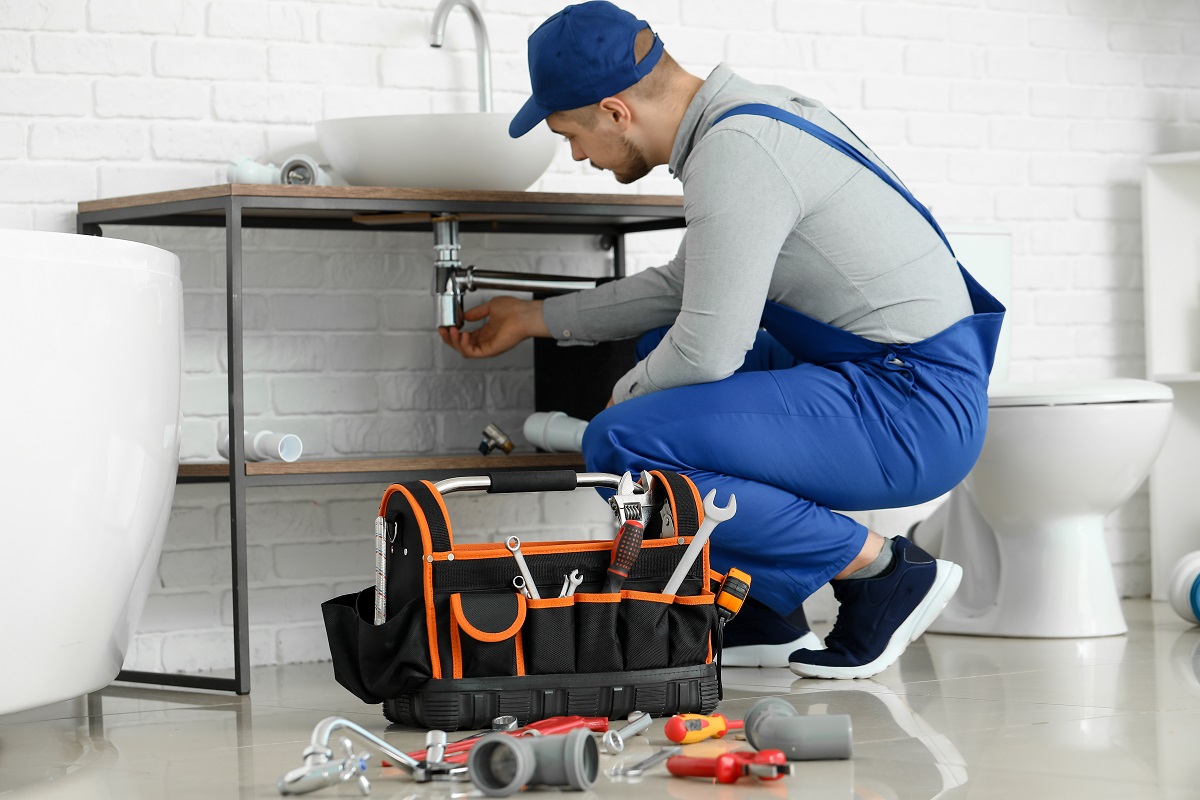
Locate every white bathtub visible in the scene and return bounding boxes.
[0,230,182,715]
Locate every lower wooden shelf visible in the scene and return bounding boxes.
[177,452,587,486]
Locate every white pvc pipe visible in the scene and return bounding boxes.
[218,430,304,463]
[524,411,587,453]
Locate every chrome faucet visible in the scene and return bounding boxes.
[277,716,468,795]
[429,0,493,113]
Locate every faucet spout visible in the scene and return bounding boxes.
[429,0,493,113]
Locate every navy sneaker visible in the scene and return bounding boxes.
[723,598,823,668]
[789,536,961,679]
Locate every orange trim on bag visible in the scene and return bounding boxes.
[514,632,526,677]
[450,614,464,680]
[673,593,715,605]
[423,480,455,551]
[708,568,723,584]
[620,589,673,603]
[527,596,574,609]
[391,484,442,680]
[377,483,402,517]
[451,593,527,643]
[572,592,621,604]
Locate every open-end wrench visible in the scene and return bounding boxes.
[610,745,683,777]
[558,569,583,598]
[505,535,541,600]
[662,489,737,595]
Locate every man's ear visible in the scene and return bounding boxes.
[596,96,632,132]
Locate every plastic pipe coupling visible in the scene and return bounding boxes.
[466,728,599,797]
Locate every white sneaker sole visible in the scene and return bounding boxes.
[723,631,824,668]
[788,559,963,680]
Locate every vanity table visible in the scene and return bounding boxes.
[77,184,686,694]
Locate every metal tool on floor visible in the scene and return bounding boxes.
[666,748,792,783]
[743,697,854,761]
[506,535,541,600]
[603,518,645,592]
[467,727,600,796]
[601,710,654,754]
[662,489,737,595]
[406,716,608,765]
[277,716,468,796]
[609,745,683,778]
[664,712,744,745]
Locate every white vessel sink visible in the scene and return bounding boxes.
[316,112,558,192]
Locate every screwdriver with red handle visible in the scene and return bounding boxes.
[663,712,743,744]
[603,518,645,592]
[667,749,792,783]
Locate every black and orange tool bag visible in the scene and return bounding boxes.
[321,469,727,731]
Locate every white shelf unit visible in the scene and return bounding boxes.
[1142,152,1200,599]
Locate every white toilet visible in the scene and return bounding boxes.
[912,228,1173,638]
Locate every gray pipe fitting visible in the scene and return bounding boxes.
[743,697,854,761]
[467,727,599,797]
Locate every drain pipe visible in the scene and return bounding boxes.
[432,215,600,328]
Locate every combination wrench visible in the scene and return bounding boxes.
[506,535,541,600]
[661,489,736,595]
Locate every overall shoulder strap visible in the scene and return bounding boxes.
[712,103,955,258]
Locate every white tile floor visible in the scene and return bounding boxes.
[4,599,1200,799]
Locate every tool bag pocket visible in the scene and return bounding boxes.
[449,591,526,679]
[322,468,729,728]
[618,591,672,671]
[522,597,576,675]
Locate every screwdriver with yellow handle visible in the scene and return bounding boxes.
[663,712,744,745]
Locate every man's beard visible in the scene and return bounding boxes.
[593,135,651,184]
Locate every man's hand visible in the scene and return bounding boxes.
[438,296,549,358]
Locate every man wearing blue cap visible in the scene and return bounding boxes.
[440,2,1004,679]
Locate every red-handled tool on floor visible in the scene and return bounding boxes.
[404,716,609,764]
[664,712,743,745]
[666,749,793,783]
[603,518,645,592]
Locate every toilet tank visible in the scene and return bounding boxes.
[944,226,1012,384]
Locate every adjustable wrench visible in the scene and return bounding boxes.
[505,535,540,600]
[662,489,737,595]
[608,471,645,525]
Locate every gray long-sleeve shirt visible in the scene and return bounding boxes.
[541,64,973,403]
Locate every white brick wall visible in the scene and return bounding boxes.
[4,0,1200,671]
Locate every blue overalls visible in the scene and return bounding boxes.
[582,104,1006,616]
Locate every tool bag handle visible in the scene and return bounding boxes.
[435,470,623,495]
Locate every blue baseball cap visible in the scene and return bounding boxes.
[509,1,664,138]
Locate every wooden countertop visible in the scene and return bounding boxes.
[78,184,685,213]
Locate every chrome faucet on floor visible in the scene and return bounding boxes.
[429,0,493,113]
[277,716,468,795]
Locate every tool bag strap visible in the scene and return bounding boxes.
[380,479,453,554]
[648,469,701,538]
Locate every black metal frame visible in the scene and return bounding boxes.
[76,187,686,695]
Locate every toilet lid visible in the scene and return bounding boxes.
[988,378,1174,407]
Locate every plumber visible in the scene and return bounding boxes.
[439,1,1005,680]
